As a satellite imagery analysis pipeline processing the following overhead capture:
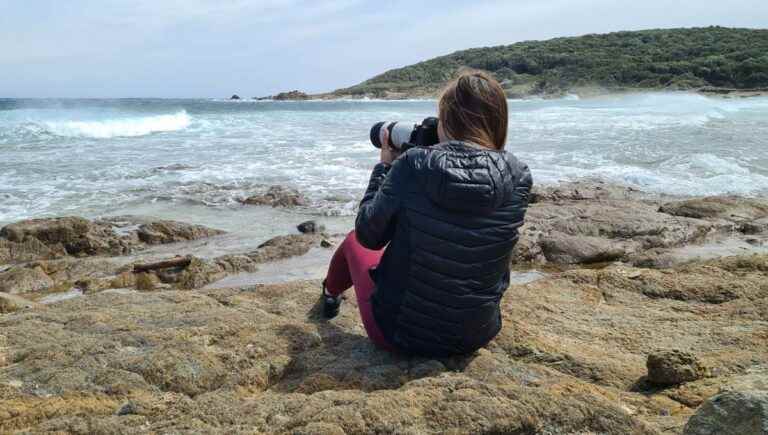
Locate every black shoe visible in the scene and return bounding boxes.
[322,279,342,319]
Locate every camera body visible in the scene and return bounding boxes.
[370,117,440,151]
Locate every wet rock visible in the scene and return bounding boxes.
[297,220,325,234]
[0,216,134,258]
[660,196,768,222]
[214,254,259,273]
[0,216,226,265]
[540,232,626,264]
[240,185,308,208]
[177,257,226,290]
[320,239,334,248]
[683,390,768,435]
[136,220,225,245]
[230,94,241,100]
[0,266,54,294]
[248,234,319,263]
[647,350,707,386]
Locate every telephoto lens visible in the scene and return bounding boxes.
[369,121,421,150]
[369,122,387,149]
[370,118,441,150]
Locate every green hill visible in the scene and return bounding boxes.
[331,27,768,98]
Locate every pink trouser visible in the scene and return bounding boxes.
[324,231,395,351]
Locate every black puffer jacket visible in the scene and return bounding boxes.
[356,141,533,357]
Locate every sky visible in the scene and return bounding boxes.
[1,0,766,98]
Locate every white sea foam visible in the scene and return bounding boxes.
[44,111,191,139]
[1,93,767,226]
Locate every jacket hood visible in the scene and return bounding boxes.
[421,141,516,215]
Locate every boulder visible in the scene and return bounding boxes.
[230,94,241,100]
[684,390,768,435]
[240,186,308,208]
[515,198,717,268]
[540,232,626,264]
[297,220,325,234]
[248,234,319,263]
[136,220,225,245]
[0,217,134,258]
[647,350,707,386]
[660,197,768,222]
[0,266,55,294]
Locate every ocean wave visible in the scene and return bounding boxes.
[43,111,191,139]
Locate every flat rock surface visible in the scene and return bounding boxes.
[1,254,766,434]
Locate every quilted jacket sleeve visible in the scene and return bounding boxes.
[355,155,409,250]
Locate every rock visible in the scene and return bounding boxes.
[240,186,308,208]
[273,90,310,101]
[540,232,626,264]
[0,266,55,294]
[230,94,241,100]
[297,220,325,234]
[741,218,768,235]
[320,239,333,249]
[135,272,161,291]
[514,197,717,267]
[0,237,63,264]
[683,390,768,435]
[647,350,707,386]
[0,293,43,313]
[136,220,225,245]
[248,234,319,263]
[0,282,658,434]
[177,257,226,290]
[626,249,678,269]
[530,180,651,203]
[2,254,768,433]
[660,197,768,222]
[116,345,228,397]
[0,217,134,258]
[116,401,141,416]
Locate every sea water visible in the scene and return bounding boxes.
[1,93,767,234]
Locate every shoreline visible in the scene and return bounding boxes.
[222,87,768,103]
[1,181,767,433]
[1,180,766,297]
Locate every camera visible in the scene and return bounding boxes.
[370,117,440,151]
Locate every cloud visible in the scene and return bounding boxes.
[0,0,766,97]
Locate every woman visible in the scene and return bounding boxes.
[322,70,533,357]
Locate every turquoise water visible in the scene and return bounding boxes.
[1,93,767,227]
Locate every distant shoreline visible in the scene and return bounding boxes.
[242,87,768,102]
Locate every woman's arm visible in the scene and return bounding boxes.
[355,153,409,250]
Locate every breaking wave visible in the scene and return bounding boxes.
[43,111,191,139]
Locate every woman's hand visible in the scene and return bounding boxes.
[380,144,401,164]
[378,126,401,164]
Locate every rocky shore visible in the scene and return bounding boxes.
[1,182,767,434]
